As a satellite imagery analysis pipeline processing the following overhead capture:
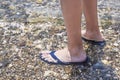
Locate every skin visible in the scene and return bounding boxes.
[82,0,104,41]
[41,0,104,63]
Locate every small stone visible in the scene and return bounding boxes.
[9,4,16,10]
[93,62,105,70]
[62,74,69,79]
[106,74,111,77]
[26,40,33,47]
[8,63,13,68]
[35,44,42,49]
[44,71,58,77]
[0,59,10,68]
[27,65,34,69]
[99,77,103,80]
[113,42,119,47]
[64,67,71,73]
[27,17,44,23]
[36,0,43,4]
[19,40,26,47]
[0,9,6,16]
[102,60,110,65]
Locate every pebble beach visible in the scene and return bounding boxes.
[0,0,120,80]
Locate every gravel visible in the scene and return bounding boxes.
[0,0,120,80]
[0,21,119,80]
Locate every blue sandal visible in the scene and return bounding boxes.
[82,37,106,47]
[39,51,90,65]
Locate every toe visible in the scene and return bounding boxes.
[44,53,57,62]
[40,51,52,58]
[40,50,51,54]
[40,51,58,63]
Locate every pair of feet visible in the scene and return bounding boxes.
[40,31,105,65]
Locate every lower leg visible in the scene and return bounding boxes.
[60,0,86,61]
[41,0,86,63]
[82,0,104,41]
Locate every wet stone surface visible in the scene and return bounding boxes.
[0,0,120,23]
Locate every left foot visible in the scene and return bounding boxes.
[40,47,87,63]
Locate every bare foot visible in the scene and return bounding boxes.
[40,47,87,63]
[82,30,105,41]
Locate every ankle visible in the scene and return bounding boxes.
[67,47,87,62]
[86,29,101,34]
[84,30,104,40]
[67,46,85,56]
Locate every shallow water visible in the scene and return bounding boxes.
[0,0,120,23]
[38,0,120,23]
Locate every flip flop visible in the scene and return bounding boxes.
[82,37,106,47]
[39,51,90,65]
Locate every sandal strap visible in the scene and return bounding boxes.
[50,51,64,64]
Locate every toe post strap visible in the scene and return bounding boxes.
[49,51,64,64]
